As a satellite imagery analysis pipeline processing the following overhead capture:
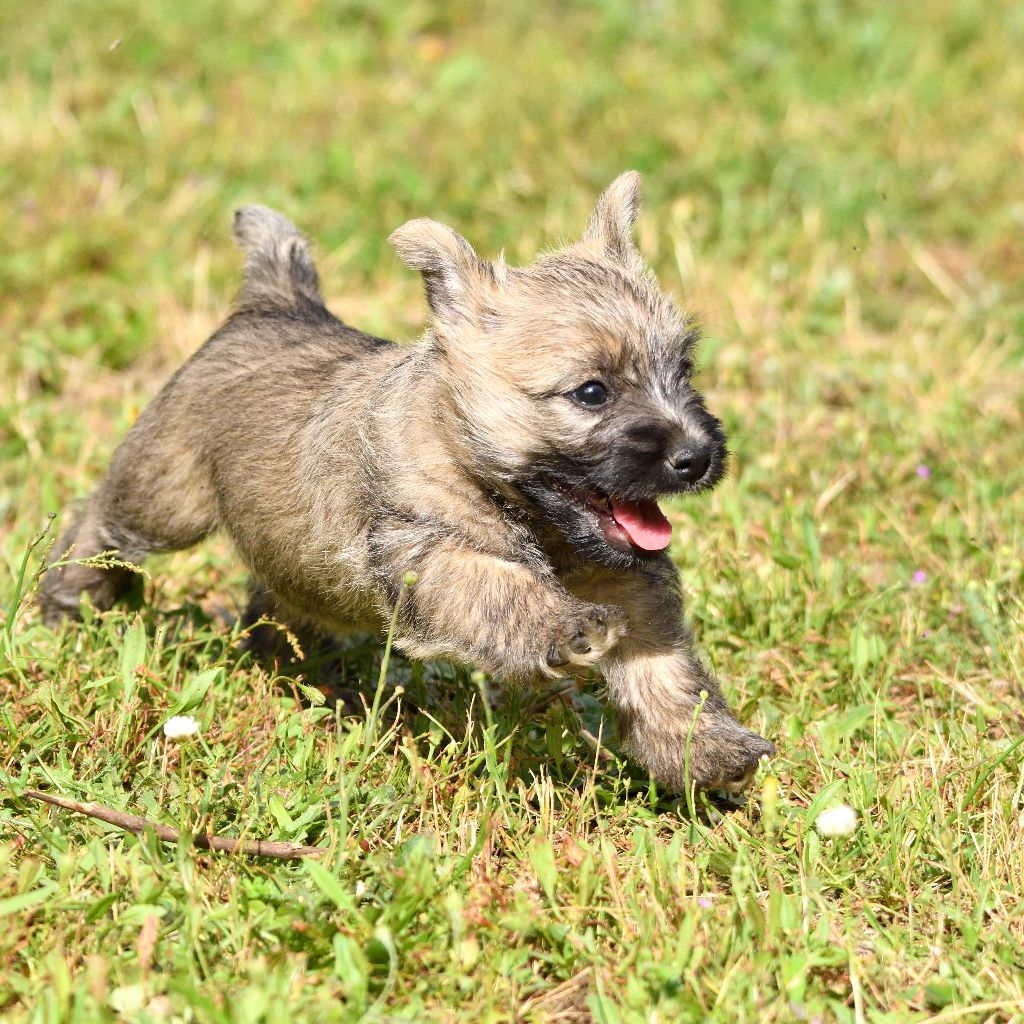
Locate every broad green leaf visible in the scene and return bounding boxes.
[0,884,56,918]
[305,860,355,913]
[529,840,557,901]
[173,667,221,714]
[118,617,146,701]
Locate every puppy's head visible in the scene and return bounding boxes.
[390,171,728,568]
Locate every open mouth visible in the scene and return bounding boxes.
[568,487,673,555]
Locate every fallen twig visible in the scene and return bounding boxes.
[24,789,323,859]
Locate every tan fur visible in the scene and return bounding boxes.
[39,176,774,793]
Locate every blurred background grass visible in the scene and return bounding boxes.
[2,2,1023,1021]
[2,0,1023,526]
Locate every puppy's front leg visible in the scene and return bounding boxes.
[603,643,774,793]
[578,563,774,793]
[374,543,627,685]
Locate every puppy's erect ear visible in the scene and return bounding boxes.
[582,170,643,271]
[389,218,499,328]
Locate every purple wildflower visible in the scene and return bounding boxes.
[912,570,927,586]
[916,464,931,479]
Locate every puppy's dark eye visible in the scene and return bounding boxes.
[569,380,609,408]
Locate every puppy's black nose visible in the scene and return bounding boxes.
[668,446,711,482]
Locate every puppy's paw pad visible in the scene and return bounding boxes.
[546,605,627,671]
[571,606,621,656]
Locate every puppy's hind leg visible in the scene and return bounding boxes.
[38,500,142,627]
[39,403,218,626]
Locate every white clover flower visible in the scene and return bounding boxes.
[815,803,858,836]
[163,715,201,740]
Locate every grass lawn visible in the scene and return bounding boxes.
[2,1,1023,1021]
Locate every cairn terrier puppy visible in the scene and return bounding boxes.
[40,172,774,792]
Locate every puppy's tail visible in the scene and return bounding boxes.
[232,205,324,311]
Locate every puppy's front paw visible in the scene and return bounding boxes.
[696,723,776,793]
[545,604,627,675]
[620,711,775,794]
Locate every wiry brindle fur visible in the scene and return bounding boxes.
[40,172,775,793]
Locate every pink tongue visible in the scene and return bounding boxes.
[609,497,673,551]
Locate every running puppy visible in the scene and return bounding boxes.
[40,173,774,792]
